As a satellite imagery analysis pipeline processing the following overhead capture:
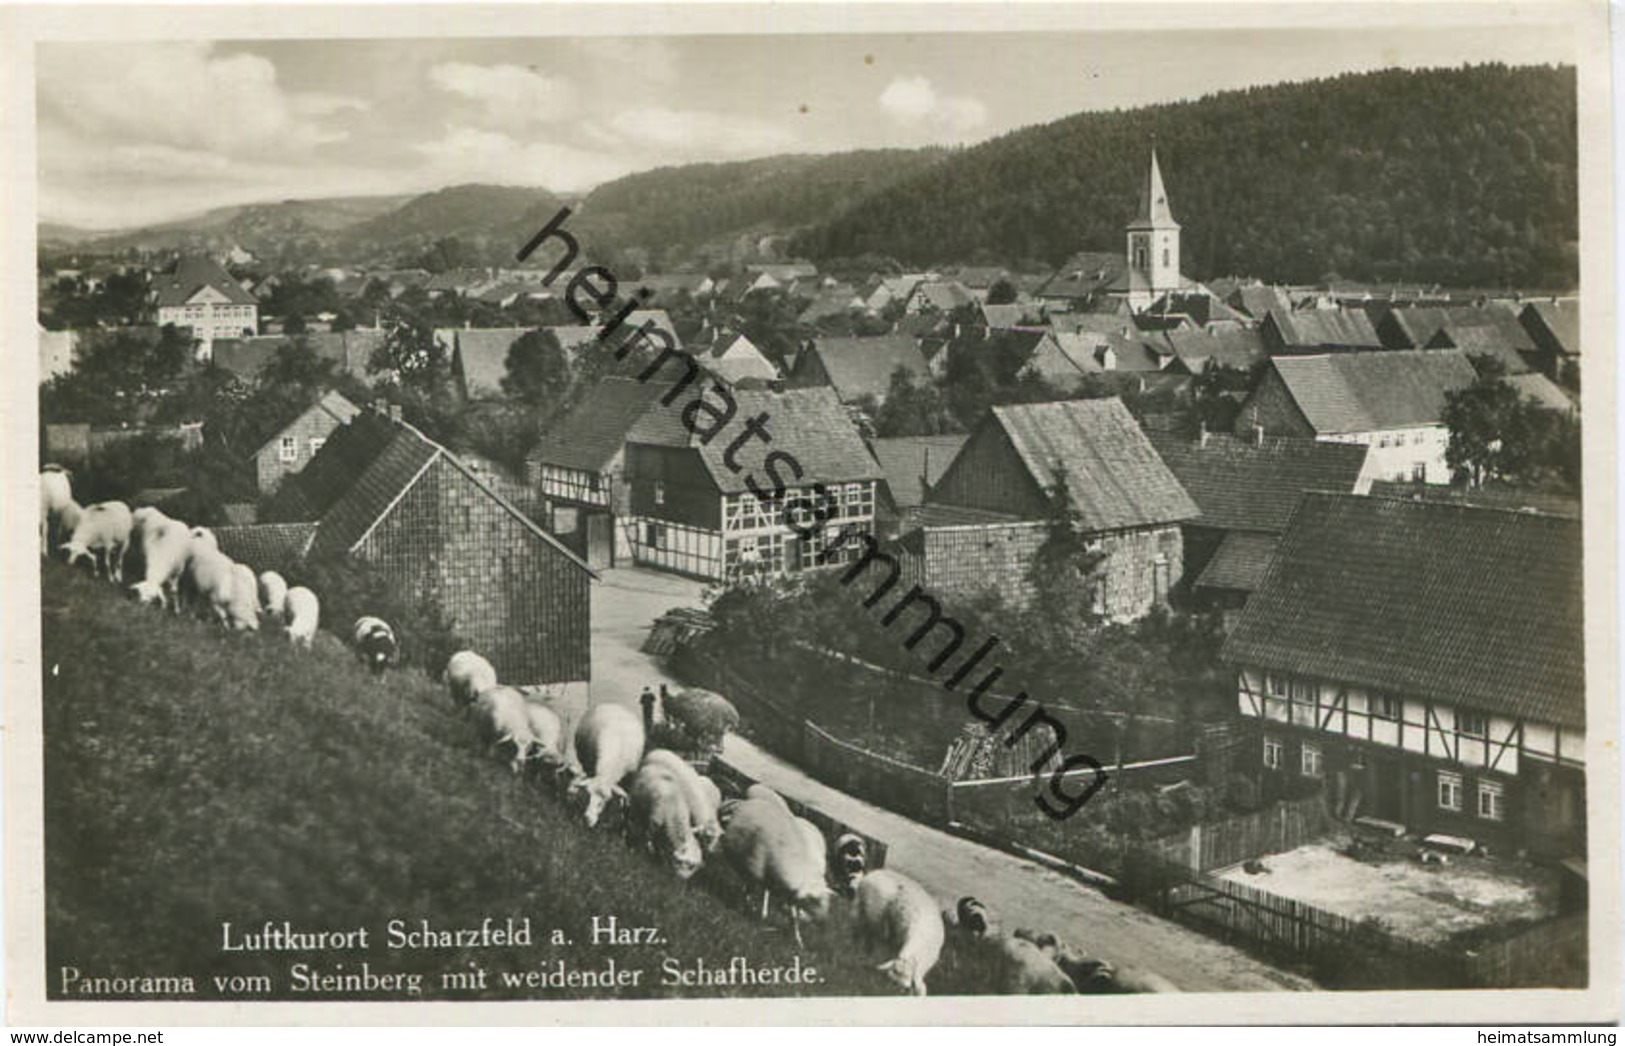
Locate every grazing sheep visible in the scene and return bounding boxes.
[40,468,74,551]
[626,763,704,880]
[225,562,260,632]
[834,834,869,896]
[956,896,993,937]
[182,547,238,628]
[445,650,499,707]
[745,782,790,811]
[568,703,646,829]
[352,616,398,675]
[521,698,566,769]
[284,586,320,649]
[127,513,193,612]
[258,571,289,620]
[718,795,832,947]
[189,527,218,555]
[1020,932,1181,994]
[521,683,588,762]
[61,501,133,582]
[985,934,1076,994]
[661,688,740,753]
[471,687,549,773]
[853,868,944,996]
[641,749,723,852]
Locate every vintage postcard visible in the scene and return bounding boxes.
[2,1,1618,1027]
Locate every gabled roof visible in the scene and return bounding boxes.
[981,302,1045,329]
[911,280,976,312]
[211,331,381,382]
[252,390,362,460]
[1193,531,1281,593]
[530,378,675,473]
[274,410,595,574]
[985,398,1199,531]
[1268,350,1478,434]
[1038,252,1129,301]
[1267,309,1383,351]
[872,434,970,509]
[708,335,779,384]
[1231,284,1295,321]
[629,385,881,494]
[1506,371,1577,413]
[1521,300,1581,357]
[153,255,257,308]
[801,335,931,403]
[1156,327,1267,371]
[441,327,531,399]
[1223,494,1583,727]
[1149,432,1368,532]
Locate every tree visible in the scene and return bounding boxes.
[986,278,1019,305]
[872,368,959,437]
[1442,359,1531,488]
[370,319,448,393]
[500,329,570,408]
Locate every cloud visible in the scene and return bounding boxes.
[878,75,988,140]
[574,38,679,88]
[428,62,578,127]
[412,127,635,193]
[38,42,357,157]
[605,107,797,157]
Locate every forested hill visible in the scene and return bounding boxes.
[574,149,947,254]
[793,64,1578,289]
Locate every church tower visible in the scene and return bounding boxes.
[1125,144,1181,307]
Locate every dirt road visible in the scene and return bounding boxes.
[590,567,1313,993]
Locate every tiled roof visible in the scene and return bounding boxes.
[441,328,530,399]
[1268,309,1383,350]
[211,331,381,382]
[911,281,976,311]
[1149,432,1368,532]
[980,303,1044,329]
[1365,480,1581,519]
[153,256,257,308]
[1435,322,1532,374]
[989,398,1200,531]
[1521,300,1581,357]
[214,523,319,572]
[803,335,931,403]
[1193,531,1280,593]
[1232,285,1294,320]
[1156,327,1267,371]
[1506,372,1577,413]
[530,378,675,473]
[252,389,362,460]
[630,386,881,493]
[1270,350,1478,434]
[917,503,1025,527]
[1039,251,1129,300]
[872,434,970,509]
[1223,494,1583,727]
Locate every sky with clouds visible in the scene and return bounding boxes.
[37,27,1574,230]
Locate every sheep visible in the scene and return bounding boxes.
[471,687,549,773]
[189,526,218,554]
[661,688,740,754]
[60,501,133,582]
[718,795,833,947]
[984,934,1076,994]
[835,834,869,896]
[853,868,944,996]
[640,749,723,852]
[225,562,260,632]
[445,650,499,707]
[258,571,289,620]
[521,698,566,770]
[956,896,993,937]
[745,782,790,811]
[626,763,704,880]
[182,546,238,628]
[794,816,828,891]
[353,616,398,676]
[127,513,193,612]
[521,683,588,762]
[1016,931,1181,994]
[40,468,75,551]
[568,703,646,829]
[284,586,320,649]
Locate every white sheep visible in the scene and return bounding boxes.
[127,512,193,612]
[445,650,499,707]
[225,562,260,632]
[258,571,289,620]
[471,687,548,773]
[61,501,133,582]
[182,546,238,628]
[641,749,723,852]
[853,868,944,996]
[40,469,74,552]
[521,698,565,769]
[985,934,1076,994]
[718,795,833,947]
[627,762,704,880]
[568,703,646,829]
[284,586,320,649]
[189,526,218,555]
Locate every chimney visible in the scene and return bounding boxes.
[1198,421,1209,448]
[389,404,403,423]
[1253,420,1265,447]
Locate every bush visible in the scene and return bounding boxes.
[293,554,468,678]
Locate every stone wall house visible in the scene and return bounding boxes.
[251,390,362,494]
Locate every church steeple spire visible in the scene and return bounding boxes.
[1124,139,1182,308]
[1128,140,1179,231]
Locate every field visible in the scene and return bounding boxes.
[39,562,1009,1001]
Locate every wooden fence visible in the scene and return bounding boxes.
[802,721,953,823]
[1143,793,1336,873]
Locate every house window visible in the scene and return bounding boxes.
[1266,673,1288,698]
[1478,780,1505,822]
[1162,248,1170,268]
[644,522,664,548]
[1263,736,1283,771]
[653,480,666,506]
[1373,694,1402,721]
[279,436,297,463]
[1300,742,1323,778]
[1410,462,1427,482]
[308,437,325,456]
[1438,772,1463,812]
[1457,712,1488,738]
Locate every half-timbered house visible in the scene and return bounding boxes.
[1223,493,1584,857]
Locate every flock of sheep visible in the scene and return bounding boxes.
[40,465,383,660]
[43,463,1168,998]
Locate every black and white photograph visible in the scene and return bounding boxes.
[2,1,1617,1027]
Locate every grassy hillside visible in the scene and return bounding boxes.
[339,184,567,259]
[40,563,930,1001]
[793,63,1577,288]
